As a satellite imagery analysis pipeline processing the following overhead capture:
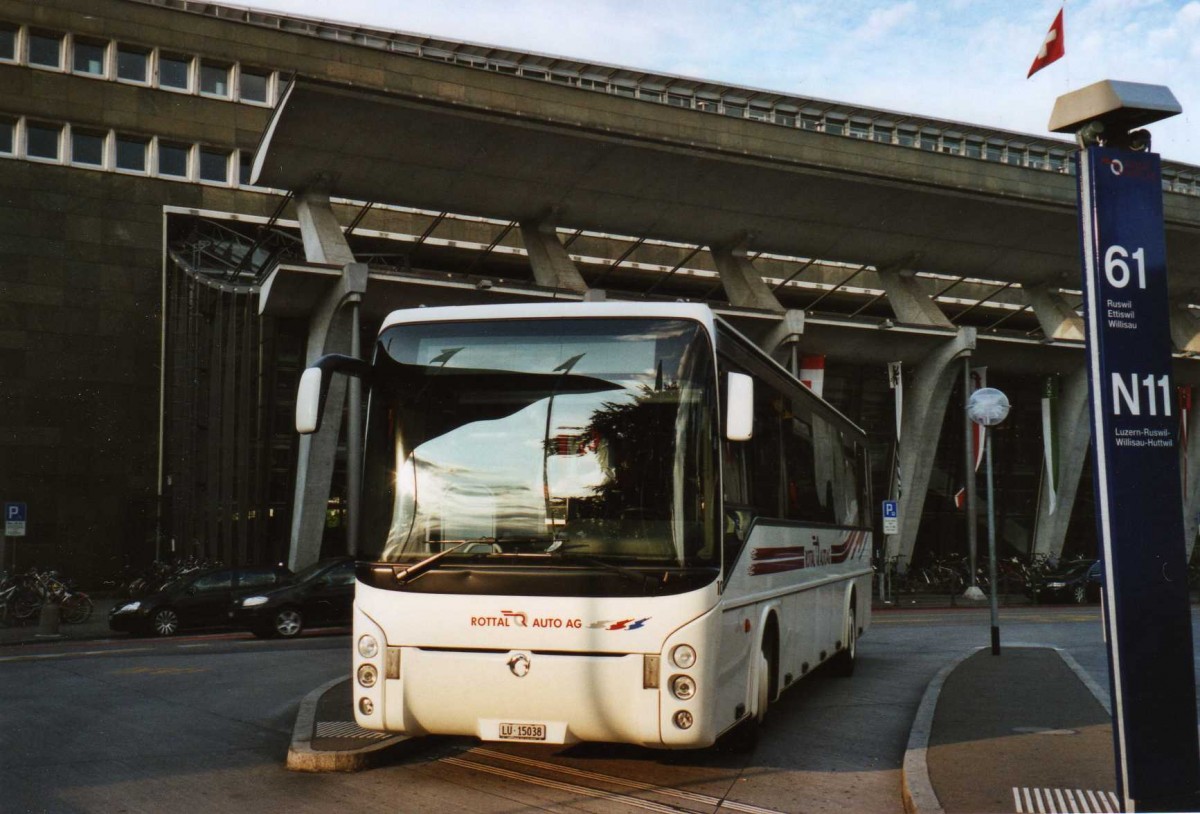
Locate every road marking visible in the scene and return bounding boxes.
[446,756,713,813]
[315,721,390,740]
[177,643,213,649]
[0,647,152,663]
[462,748,785,814]
[1013,787,1118,813]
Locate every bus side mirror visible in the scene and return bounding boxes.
[726,372,754,441]
[296,367,325,434]
[295,354,373,435]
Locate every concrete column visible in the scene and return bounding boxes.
[1026,285,1085,341]
[711,246,783,312]
[877,269,954,328]
[1169,304,1200,355]
[887,328,976,565]
[759,310,806,372]
[1030,367,1090,561]
[287,191,367,571]
[519,219,588,292]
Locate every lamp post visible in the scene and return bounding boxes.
[967,386,1009,656]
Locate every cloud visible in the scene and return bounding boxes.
[855,2,919,43]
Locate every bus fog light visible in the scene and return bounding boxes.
[358,635,379,659]
[673,710,694,729]
[670,674,696,701]
[358,663,378,688]
[671,644,696,670]
[359,697,374,715]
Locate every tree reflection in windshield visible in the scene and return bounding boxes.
[361,318,717,569]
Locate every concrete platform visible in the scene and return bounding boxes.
[904,646,1119,814]
[287,676,413,771]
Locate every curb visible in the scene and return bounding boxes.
[901,647,979,814]
[286,676,412,772]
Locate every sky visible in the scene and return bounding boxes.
[240,0,1200,166]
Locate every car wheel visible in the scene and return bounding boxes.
[273,608,303,638]
[1072,584,1087,604]
[151,607,180,636]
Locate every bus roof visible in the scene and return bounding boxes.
[379,301,717,333]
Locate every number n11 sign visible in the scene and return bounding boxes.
[1078,146,1200,810]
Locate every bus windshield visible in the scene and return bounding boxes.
[361,317,718,576]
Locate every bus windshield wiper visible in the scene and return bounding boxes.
[549,544,664,590]
[393,540,480,585]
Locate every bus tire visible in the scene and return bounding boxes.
[830,603,857,677]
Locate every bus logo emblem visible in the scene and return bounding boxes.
[507,652,532,678]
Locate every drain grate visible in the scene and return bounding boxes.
[1013,787,1120,813]
[315,720,390,740]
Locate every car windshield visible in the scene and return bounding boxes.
[361,317,718,572]
[291,561,330,584]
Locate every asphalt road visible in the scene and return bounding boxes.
[0,606,1125,814]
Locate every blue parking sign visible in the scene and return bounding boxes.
[5,502,26,537]
[882,501,897,518]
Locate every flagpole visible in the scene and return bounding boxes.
[963,358,984,600]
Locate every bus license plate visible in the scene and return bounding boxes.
[499,723,546,741]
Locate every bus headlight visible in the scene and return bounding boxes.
[358,663,378,688]
[671,644,696,670]
[359,697,374,715]
[358,635,379,659]
[670,674,696,701]
[673,710,694,729]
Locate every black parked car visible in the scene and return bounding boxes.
[1031,560,1104,604]
[108,565,292,636]
[235,557,355,638]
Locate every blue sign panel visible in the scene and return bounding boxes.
[5,502,26,522]
[1078,147,1200,809]
[882,500,897,519]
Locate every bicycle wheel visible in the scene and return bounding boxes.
[12,591,41,622]
[62,594,94,624]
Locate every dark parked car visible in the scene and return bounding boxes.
[235,557,355,638]
[108,565,292,636]
[1031,560,1104,604]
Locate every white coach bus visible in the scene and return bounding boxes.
[297,301,872,749]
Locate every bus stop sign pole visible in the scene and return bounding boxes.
[1059,80,1200,812]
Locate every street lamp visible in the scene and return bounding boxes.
[967,386,1009,656]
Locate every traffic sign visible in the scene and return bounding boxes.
[4,502,25,537]
[1077,146,1200,807]
[882,500,898,535]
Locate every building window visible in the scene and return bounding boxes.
[1005,148,1024,166]
[199,61,231,97]
[641,90,664,103]
[198,148,229,183]
[872,126,893,144]
[239,68,270,104]
[71,129,105,166]
[0,24,16,61]
[159,53,192,90]
[116,134,148,172]
[238,151,253,185]
[0,118,14,154]
[964,139,983,159]
[849,121,869,139]
[158,141,190,177]
[28,31,63,69]
[116,44,150,83]
[800,114,822,131]
[612,84,636,98]
[985,142,1003,162]
[919,132,939,151]
[723,102,746,118]
[72,38,107,76]
[897,128,917,147]
[941,138,961,155]
[26,122,62,160]
[825,118,846,136]
[666,93,691,108]
[775,112,796,127]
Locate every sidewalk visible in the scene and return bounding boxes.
[904,646,1119,814]
[0,596,120,645]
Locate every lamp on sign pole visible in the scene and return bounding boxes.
[967,386,1009,656]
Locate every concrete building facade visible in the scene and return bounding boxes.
[3,0,1200,584]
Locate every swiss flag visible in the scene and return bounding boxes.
[1027,8,1065,78]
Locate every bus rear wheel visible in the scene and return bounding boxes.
[830,604,857,677]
